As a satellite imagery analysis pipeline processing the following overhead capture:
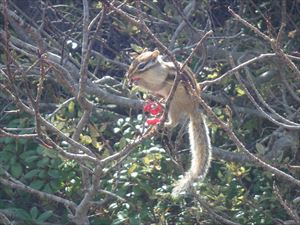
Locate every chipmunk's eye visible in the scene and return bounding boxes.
[137,62,147,70]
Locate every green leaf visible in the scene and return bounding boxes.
[235,86,245,96]
[129,215,141,225]
[38,170,47,179]
[50,180,60,190]
[130,44,144,53]
[112,212,128,225]
[9,155,17,165]
[0,150,13,162]
[128,163,138,175]
[37,158,49,168]
[24,169,40,179]
[24,155,40,163]
[30,207,38,219]
[54,121,65,130]
[36,210,53,223]
[48,169,61,178]
[256,143,267,155]
[68,101,75,113]
[119,137,127,149]
[30,180,45,190]
[207,72,219,79]
[92,139,102,149]
[10,163,22,178]
[42,149,58,159]
[18,137,28,145]
[19,150,36,160]
[2,137,14,144]
[95,2,103,9]
[43,183,53,194]
[80,134,93,145]
[0,167,5,175]
[143,155,151,165]
[7,208,31,221]
[90,125,100,137]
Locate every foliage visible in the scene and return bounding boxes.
[0,0,300,224]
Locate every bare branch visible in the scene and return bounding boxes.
[184,77,300,186]
[0,168,77,210]
[201,53,276,87]
[230,55,300,130]
[274,183,300,224]
[228,7,300,79]
[0,128,37,139]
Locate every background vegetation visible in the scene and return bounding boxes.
[0,0,300,224]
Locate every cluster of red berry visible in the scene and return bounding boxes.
[143,100,163,125]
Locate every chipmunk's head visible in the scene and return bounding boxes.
[126,50,162,87]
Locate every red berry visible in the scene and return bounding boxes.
[143,100,154,112]
[146,118,161,125]
[149,104,163,115]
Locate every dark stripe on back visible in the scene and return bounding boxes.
[166,73,176,81]
[181,69,197,90]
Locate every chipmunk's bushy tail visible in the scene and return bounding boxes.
[172,112,211,196]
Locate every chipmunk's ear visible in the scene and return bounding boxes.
[142,47,148,53]
[151,49,160,58]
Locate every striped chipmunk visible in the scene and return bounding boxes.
[126,50,211,196]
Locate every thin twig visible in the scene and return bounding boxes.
[274,183,300,224]
[169,0,196,49]
[47,97,76,119]
[100,126,155,165]
[194,194,241,225]
[279,68,300,103]
[192,87,300,187]
[276,0,286,47]
[230,55,300,130]
[0,129,37,139]
[0,83,96,158]
[201,53,275,87]
[171,0,197,33]
[77,0,90,100]
[0,169,77,210]
[181,30,213,71]
[243,66,300,126]
[0,212,10,225]
[228,7,300,79]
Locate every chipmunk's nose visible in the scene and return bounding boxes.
[129,76,141,86]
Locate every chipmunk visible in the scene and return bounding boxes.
[126,50,211,196]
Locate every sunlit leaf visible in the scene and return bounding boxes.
[207,72,219,79]
[154,164,161,171]
[92,139,102,149]
[80,134,93,145]
[128,163,138,175]
[55,114,67,121]
[68,101,75,113]
[235,87,245,96]
[130,44,144,53]
[143,155,151,165]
